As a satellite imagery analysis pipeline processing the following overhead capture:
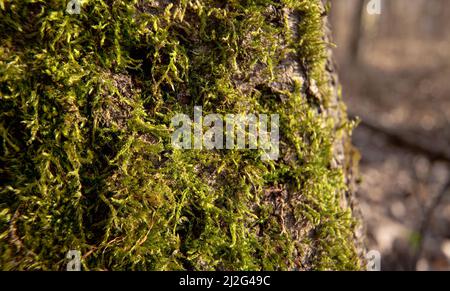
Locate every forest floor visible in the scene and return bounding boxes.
[336,38,450,270]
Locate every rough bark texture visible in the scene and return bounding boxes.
[0,0,363,270]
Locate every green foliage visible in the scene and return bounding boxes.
[0,0,360,270]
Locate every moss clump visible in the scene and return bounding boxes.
[0,0,361,270]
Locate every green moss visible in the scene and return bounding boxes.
[0,0,361,270]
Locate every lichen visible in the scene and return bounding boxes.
[0,0,361,270]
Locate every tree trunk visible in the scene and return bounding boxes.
[349,0,366,63]
[0,0,363,270]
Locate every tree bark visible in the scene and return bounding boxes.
[0,0,364,270]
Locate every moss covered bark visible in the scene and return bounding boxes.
[0,0,362,270]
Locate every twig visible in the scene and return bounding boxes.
[350,114,450,163]
[9,208,24,251]
[412,179,450,270]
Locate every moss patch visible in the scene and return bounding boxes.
[0,0,361,270]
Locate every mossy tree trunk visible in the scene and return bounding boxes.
[0,0,363,270]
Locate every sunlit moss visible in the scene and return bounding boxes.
[0,0,361,270]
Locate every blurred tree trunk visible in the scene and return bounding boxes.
[379,0,395,37]
[349,0,366,63]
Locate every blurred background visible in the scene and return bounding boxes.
[329,0,450,270]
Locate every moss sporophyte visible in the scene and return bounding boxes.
[171,107,279,161]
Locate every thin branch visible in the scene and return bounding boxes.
[412,179,450,270]
[351,114,450,163]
